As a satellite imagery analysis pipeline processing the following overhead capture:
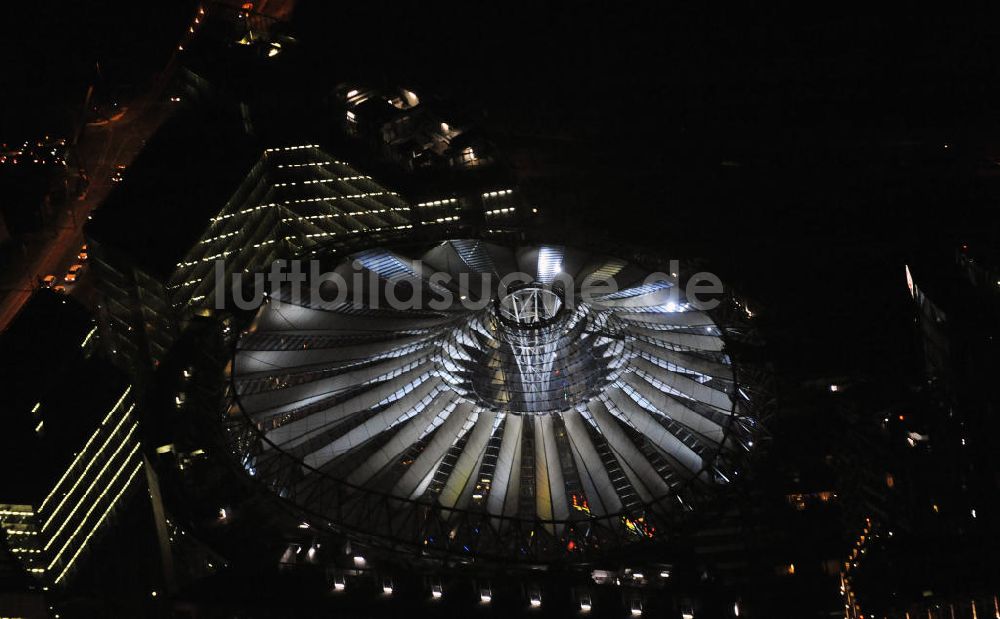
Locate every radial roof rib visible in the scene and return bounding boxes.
[264,363,436,447]
[534,246,565,284]
[237,340,431,387]
[562,409,623,518]
[237,329,430,352]
[301,377,443,470]
[437,409,498,509]
[353,248,452,298]
[534,414,568,535]
[487,413,523,531]
[586,398,672,504]
[336,391,454,485]
[632,341,733,380]
[235,333,432,375]
[630,326,725,352]
[420,242,484,296]
[592,282,676,309]
[632,358,732,412]
[238,349,429,416]
[573,257,628,288]
[450,239,497,274]
[595,261,654,294]
[602,386,704,477]
[255,301,454,332]
[481,244,520,277]
[451,451,489,517]
[621,372,725,442]
[618,309,715,328]
[405,242,466,275]
[347,392,455,488]
[393,401,477,500]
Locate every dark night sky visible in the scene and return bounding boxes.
[294,4,1000,137]
[286,3,1000,381]
[7,2,1000,381]
[1,1,188,140]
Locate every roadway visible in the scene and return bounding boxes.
[0,88,175,332]
[0,2,295,332]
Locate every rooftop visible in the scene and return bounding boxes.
[0,291,128,505]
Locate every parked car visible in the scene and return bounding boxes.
[41,274,56,288]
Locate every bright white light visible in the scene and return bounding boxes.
[537,246,563,283]
[353,555,365,567]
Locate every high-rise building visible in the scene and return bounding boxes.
[836,246,1000,618]
[0,293,142,588]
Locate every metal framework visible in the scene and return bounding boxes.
[220,240,766,562]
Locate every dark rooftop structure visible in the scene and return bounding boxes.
[0,291,127,505]
[84,104,258,281]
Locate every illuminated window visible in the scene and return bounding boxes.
[461,147,478,166]
[776,563,795,576]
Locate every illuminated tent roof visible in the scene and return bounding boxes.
[225,240,763,560]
